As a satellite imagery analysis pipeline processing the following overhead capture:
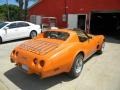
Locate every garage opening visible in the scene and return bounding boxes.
[90,12,120,38]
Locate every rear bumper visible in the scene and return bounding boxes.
[10,57,42,76]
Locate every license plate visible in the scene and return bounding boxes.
[22,65,29,71]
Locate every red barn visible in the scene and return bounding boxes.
[29,0,120,36]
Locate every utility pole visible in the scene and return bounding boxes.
[63,0,67,22]
[6,0,10,21]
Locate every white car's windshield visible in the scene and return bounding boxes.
[0,22,8,29]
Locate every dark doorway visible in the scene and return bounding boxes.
[90,12,120,38]
[78,15,86,30]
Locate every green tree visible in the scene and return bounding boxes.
[0,4,20,21]
[24,0,29,20]
[0,4,7,21]
[0,13,6,21]
[16,0,24,20]
[8,5,20,20]
[16,0,37,20]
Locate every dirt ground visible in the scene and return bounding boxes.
[0,37,120,90]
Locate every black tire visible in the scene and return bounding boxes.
[97,42,105,54]
[0,37,2,44]
[69,54,84,78]
[30,31,37,39]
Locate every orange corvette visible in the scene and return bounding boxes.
[10,29,105,78]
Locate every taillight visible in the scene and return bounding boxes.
[33,58,38,64]
[12,50,19,57]
[13,50,15,55]
[39,60,45,67]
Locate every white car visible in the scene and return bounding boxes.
[0,21,41,43]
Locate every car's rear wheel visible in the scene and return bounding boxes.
[30,31,37,39]
[0,37,2,44]
[69,54,84,78]
[97,42,105,54]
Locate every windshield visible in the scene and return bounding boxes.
[0,22,8,29]
[43,31,69,41]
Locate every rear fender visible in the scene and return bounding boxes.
[42,43,81,73]
[67,49,85,72]
[64,44,85,72]
[96,35,105,50]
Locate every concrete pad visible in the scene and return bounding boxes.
[0,38,120,90]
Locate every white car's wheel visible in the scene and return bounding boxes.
[30,31,37,39]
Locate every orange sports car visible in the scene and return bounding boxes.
[10,29,105,79]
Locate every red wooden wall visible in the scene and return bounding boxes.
[29,0,120,28]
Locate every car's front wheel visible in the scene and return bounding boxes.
[30,31,37,39]
[69,54,84,78]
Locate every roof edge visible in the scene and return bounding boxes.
[28,0,42,10]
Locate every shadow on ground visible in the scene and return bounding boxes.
[4,67,72,90]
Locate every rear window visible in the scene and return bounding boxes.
[43,31,69,41]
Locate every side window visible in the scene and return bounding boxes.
[71,29,89,42]
[16,22,29,28]
[7,23,16,29]
[24,23,30,27]
[78,31,88,42]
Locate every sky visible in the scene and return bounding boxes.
[0,0,37,7]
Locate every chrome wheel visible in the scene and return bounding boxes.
[69,54,83,78]
[75,57,83,74]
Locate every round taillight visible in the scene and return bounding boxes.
[39,60,45,67]
[13,50,15,55]
[33,58,38,64]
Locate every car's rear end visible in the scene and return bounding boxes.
[10,38,64,77]
[10,29,80,78]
